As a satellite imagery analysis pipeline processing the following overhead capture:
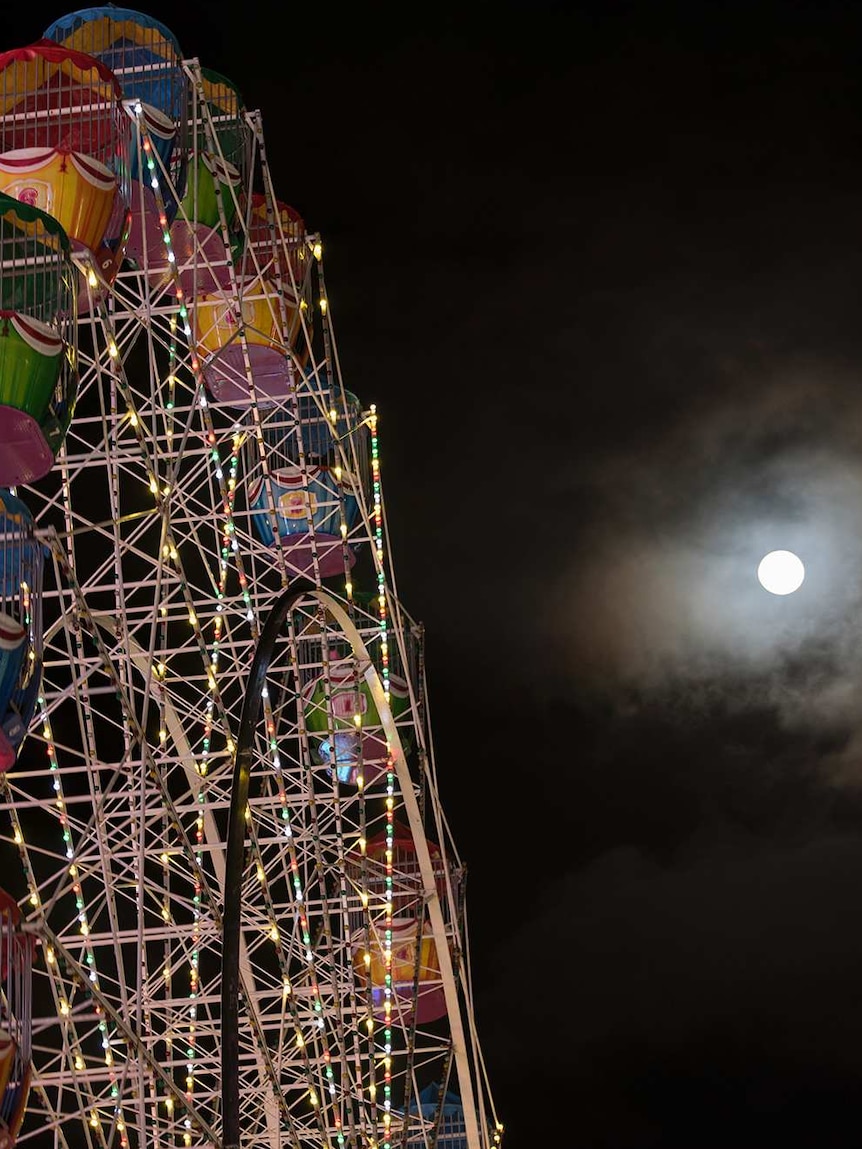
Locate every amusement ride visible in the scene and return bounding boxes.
[0,9,500,1149]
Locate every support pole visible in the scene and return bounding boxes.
[222,580,312,1149]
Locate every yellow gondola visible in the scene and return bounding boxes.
[193,276,300,402]
[0,39,130,297]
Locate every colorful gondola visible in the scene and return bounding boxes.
[44,7,188,275]
[0,491,43,774]
[0,40,130,300]
[171,68,246,296]
[407,1086,468,1149]
[193,275,300,403]
[240,193,307,288]
[0,193,77,485]
[303,654,410,785]
[245,385,367,575]
[347,829,454,1024]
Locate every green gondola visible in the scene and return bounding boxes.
[303,657,411,787]
[0,315,64,419]
[171,68,247,295]
[0,194,77,484]
[181,152,240,232]
[0,193,74,321]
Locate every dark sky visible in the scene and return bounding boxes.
[14,0,862,1144]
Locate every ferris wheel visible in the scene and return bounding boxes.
[0,9,501,1149]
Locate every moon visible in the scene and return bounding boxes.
[757,550,805,596]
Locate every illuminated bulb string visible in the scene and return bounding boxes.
[4,773,93,1096]
[362,405,397,1148]
[369,407,391,707]
[139,105,353,1143]
[235,339,368,1136]
[250,673,354,1146]
[138,112,214,1138]
[100,318,155,1134]
[35,700,128,1141]
[28,536,216,1149]
[93,279,208,1135]
[131,111,245,759]
[199,432,241,780]
[156,312,177,766]
[38,428,131,1138]
[136,107,425,1149]
[314,244,357,593]
[135,102,259,724]
[3,591,116,1128]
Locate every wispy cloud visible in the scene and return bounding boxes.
[545,360,862,778]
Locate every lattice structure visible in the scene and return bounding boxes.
[0,8,500,1149]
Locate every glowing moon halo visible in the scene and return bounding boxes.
[757,550,805,596]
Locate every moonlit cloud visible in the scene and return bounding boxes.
[550,363,862,768]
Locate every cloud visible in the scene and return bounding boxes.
[546,360,862,777]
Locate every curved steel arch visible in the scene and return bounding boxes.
[222,581,482,1149]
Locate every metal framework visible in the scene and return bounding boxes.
[0,40,500,1149]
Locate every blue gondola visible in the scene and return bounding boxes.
[407,1085,467,1149]
[0,491,43,773]
[246,387,368,578]
[43,7,186,121]
[44,7,188,271]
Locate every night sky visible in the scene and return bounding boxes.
[11,0,862,1144]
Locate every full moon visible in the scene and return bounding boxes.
[757,550,805,596]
